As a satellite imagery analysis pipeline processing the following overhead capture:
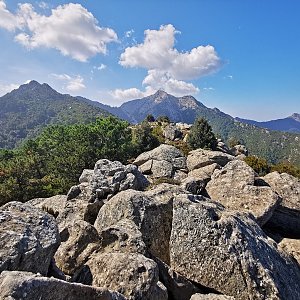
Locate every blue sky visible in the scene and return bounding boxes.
[0,0,299,120]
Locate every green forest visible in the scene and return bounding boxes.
[0,116,299,206]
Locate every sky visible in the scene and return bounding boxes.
[0,0,299,121]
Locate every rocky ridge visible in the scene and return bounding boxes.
[1,144,300,299]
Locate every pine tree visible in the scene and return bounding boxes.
[187,117,217,150]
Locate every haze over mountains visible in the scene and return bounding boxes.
[0,81,299,166]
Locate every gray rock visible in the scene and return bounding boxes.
[263,172,300,237]
[170,194,300,300]
[95,187,174,264]
[230,144,248,157]
[188,163,221,183]
[74,252,167,300]
[0,271,125,300]
[56,199,102,231]
[206,160,280,225]
[151,159,174,178]
[55,220,100,276]
[279,238,300,265]
[68,159,149,203]
[187,149,235,171]
[139,159,153,174]
[163,124,183,141]
[99,218,146,255]
[190,294,235,300]
[28,195,67,218]
[0,202,60,276]
[180,177,206,194]
[216,140,231,154]
[133,144,184,166]
[154,256,203,300]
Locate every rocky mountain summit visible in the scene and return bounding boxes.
[1,144,300,299]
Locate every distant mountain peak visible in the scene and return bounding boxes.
[152,90,170,103]
[290,113,300,122]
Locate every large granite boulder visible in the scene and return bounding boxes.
[163,124,183,141]
[133,144,187,180]
[0,271,125,300]
[74,252,167,300]
[170,194,300,300]
[99,218,146,255]
[28,195,67,218]
[187,149,235,171]
[54,220,100,276]
[94,186,175,264]
[206,160,280,225]
[133,144,184,166]
[187,163,221,183]
[0,202,60,276]
[263,171,300,237]
[68,159,149,203]
[279,238,300,265]
[154,256,203,300]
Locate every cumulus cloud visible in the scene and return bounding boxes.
[0,1,117,61]
[114,24,221,101]
[0,82,19,96]
[0,0,20,31]
[120,24,221,80]
[110,88,146,101]
[51,73,86,92]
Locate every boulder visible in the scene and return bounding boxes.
[163,124,182,141]
[94,187,175,264]
[170,194,300,299]
[206,160,280,225]
[216,140,231,154]
[0,271,125,300]
[154,256,203,300]
[68,159,149,203]
[180,177,206,195]
[279,238,300,265]
[74,252,167,300]
[190,294,235,300]
[133,144,185,166]
[187,149,235,171]
[54,220,100,276]
[99,218,146,255]
[188,163,221,183]
[56,198,102,231]
[230,144,248,156]
[151,159,174,178]
[263,172,300,237]
[28,195,67,218]
[0,202,60,276]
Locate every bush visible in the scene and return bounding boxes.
[244,155,270,176]
[187,117,217,150]
[271,161,300,178]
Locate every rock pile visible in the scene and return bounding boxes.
[1,144,300,299]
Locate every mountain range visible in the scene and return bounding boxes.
[235,114,300,133]
[0,80,109,149]
[0,81,299,166]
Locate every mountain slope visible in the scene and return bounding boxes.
[113,91,300,166]
[0,81,110,149]
[235,113,300,133]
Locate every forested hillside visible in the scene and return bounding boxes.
[0,81,109,148]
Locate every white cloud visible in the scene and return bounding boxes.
[0,82,19,96]
[143,69,199,96]
[0,0,20,31]
[51,73,86,92]
[110,88,146,101]
[120,24,221,80]
[117,24,221,99]
[97,63,106,70]
[0,1,118,61]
